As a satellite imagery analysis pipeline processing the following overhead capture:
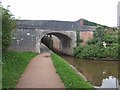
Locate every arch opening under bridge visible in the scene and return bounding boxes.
[40,32,73,55]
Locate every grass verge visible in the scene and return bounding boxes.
[51,53,94,89]
[2,51,37,88]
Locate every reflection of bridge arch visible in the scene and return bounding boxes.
[40,32,73,55]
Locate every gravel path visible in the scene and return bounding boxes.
[16,53,65,88]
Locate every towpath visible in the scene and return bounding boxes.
[16,43,65,88]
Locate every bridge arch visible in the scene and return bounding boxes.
[9,28,76,56]
[40,32,73,55]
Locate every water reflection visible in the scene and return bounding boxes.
[98,76,119,89]
[60,55,119,88]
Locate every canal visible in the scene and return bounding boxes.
[60,54,119,88]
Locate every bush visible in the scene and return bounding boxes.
[73,45,84,58]
[87,38,98,45]
[74,27,118,59]
[74,43,118,59]
[2,6,16,54]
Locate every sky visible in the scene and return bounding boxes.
[1,0,120,27]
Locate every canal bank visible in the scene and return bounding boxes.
[39,44,119,89]
[60,54,119,89]
[39,44,95,88]
[51,53,94,88]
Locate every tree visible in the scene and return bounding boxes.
[76,31,82,46]
[1,6,16,54]
[94,26,105,42]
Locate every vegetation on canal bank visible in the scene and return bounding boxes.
[1,5,16,55]
[51,53,94,89]
[74,27,119,60]
[2,51,37,88]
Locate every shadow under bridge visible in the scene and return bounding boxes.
[41,32,73,55]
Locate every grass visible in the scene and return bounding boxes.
[0,60,2,89]
[2,51,37,88]
[51,53,94,89]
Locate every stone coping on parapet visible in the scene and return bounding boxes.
[16,20,96,31]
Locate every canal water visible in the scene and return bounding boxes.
[60,55,119,89]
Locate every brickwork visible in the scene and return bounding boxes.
[80,31,93,45]
[80,19,84,26]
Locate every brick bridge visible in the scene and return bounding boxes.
[9,19,96,55]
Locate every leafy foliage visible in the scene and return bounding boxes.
[74,27,119,59]
[83,19,109,28]
[76,31,82,46]
[2,6,16,54]
[93,27,106,41]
